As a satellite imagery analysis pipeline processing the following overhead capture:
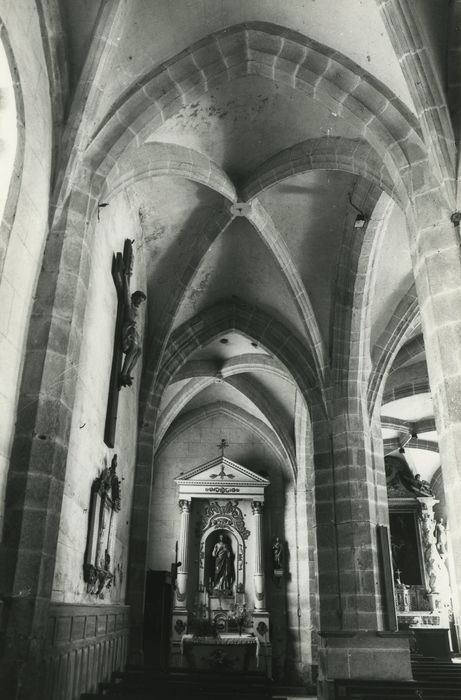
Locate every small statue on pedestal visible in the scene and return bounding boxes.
[272,537,284,573]
[434,517,448,559]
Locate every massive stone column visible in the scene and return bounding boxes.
[175,499,191,608]
[252,500,266,610]
[314,410,412,700]
[0,188,96,699]
[313,185,414,697]
[314,411,389,630]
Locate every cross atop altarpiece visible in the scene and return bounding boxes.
[217,438,229,457]
[104,239,146,447]
[209,439,233,480]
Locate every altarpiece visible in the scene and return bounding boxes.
[170,455,272,674]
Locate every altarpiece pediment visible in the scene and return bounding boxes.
[174,456,270,499]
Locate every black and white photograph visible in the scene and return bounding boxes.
[0,2,460,698]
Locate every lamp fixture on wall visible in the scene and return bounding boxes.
[348,193,368,228]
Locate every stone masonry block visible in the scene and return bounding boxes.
[279,39,307,67]
[247,29,282,57]
[302,47,330,78]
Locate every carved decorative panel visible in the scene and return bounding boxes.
[200,501,250,539]
[83,456,122,596]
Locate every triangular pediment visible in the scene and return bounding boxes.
[175,456,270,487]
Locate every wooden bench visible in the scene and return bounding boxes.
[82,665,273,700]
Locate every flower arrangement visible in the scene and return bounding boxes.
[227,602,253,635]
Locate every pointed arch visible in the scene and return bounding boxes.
[329,185,388,394]
[367,286,420,415]
[173,354,292,383]
[155,376,210,450]
[141,299,327,429]
[382,377,430,406]
[377,0,455,206]
[35,0,68,170]
[101,142,237,203]
[391,333,425,372]
[155,369,296,468]
[157,401,294,478]
[0,20,25,278]
[240,137,404,207]
[81,21,425,206]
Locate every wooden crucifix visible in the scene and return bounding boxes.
[104,239,146,447]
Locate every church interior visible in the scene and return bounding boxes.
[1,1,461,699]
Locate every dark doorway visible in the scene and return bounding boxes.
[143,570,172,669]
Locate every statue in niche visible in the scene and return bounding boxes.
[272,537,284,570]
[120,289,146,387]
[212,534,234,592]
[435,517,448,559]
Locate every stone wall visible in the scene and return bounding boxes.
[51,192,146,604]
[0,1,52,539]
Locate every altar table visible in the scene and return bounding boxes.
[180,633,263,672]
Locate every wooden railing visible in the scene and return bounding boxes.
[40,602,130,700]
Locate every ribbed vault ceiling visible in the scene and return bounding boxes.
[59,0,451,484]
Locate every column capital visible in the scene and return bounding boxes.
[417,496,439,514]
[251,500,264,514]
[178,499,191,513]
